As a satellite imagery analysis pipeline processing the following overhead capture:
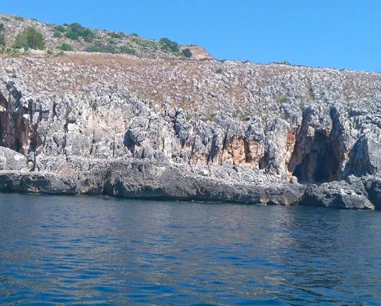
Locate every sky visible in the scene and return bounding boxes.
[1,0,380,72]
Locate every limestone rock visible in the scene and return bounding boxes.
[0,147,27,170]
[0,53,381,208]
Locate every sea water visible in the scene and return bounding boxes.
[0,193,380,305]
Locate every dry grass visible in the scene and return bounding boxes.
[1,50,381,120]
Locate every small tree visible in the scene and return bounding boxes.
[66,22,95,42]
[59,43,73,51]
[182,48,192,58]
[13,27,45,50]
[160,37,180,53]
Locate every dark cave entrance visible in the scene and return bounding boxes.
[292,131,341,183]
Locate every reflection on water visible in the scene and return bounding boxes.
[0,193,380,305]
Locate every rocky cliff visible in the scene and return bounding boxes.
[1,49,381,209]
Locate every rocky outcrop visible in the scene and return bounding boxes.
[1,52,381,209]
[0,171,77,194]
[300,181,374,210]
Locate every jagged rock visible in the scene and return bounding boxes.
[364,177,381,209]
[300,182,374,210]
[0,52,381,209]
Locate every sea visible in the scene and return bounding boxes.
[0,193,380,305]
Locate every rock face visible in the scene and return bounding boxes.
[1,52,381,209]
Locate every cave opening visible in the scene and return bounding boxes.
[292,131,341,184]
[13,138,22,153]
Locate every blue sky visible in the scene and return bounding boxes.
[1,0,380,72]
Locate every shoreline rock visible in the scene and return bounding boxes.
[0,159,378,210]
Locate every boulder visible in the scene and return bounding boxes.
[0,147,27,170]
[300,182,374,210]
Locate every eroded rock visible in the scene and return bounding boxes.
[0,54,381,208]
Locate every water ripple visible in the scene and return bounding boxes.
[0,194,380,305]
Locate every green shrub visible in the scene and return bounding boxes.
[85,43,117,53]
[59,43,73,51]
[132,37,159,51]
[160,37,180,53]
[54,25,66,33]
[65,31,79,40]
[13,27,45,50]
[0,47,26,57]
[131,33,139,37]
[66,22,95,42]
[53,31,62,38]
[182,48,192,58]
[0,23,5,47]
[120,45,136,54]
[108,31,125,39]
[278,96,289,104]
[83,33,94,42]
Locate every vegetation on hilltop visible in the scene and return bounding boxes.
[0,14,211,59]
[64,23,96,42]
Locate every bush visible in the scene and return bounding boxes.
[13,27,45,50]
[66,22,95,42]
[54,25,66,33]
[108,32,125,39]
[59,43,73,51]
[0,23,5,47]
[120,45,136,55]
[182,48,192,58]
[160,37,180,53]
[85,43,117,53]
[65,31,79,40]
[133,37,159,51]
[53,31,62,38]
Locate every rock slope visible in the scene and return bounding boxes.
[0,49,381,208]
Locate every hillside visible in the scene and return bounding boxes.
[0,14,381,209]
[0,14,212,59]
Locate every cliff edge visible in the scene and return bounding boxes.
[0,15,381,209]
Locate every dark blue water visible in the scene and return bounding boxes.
[0,194,380,305]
